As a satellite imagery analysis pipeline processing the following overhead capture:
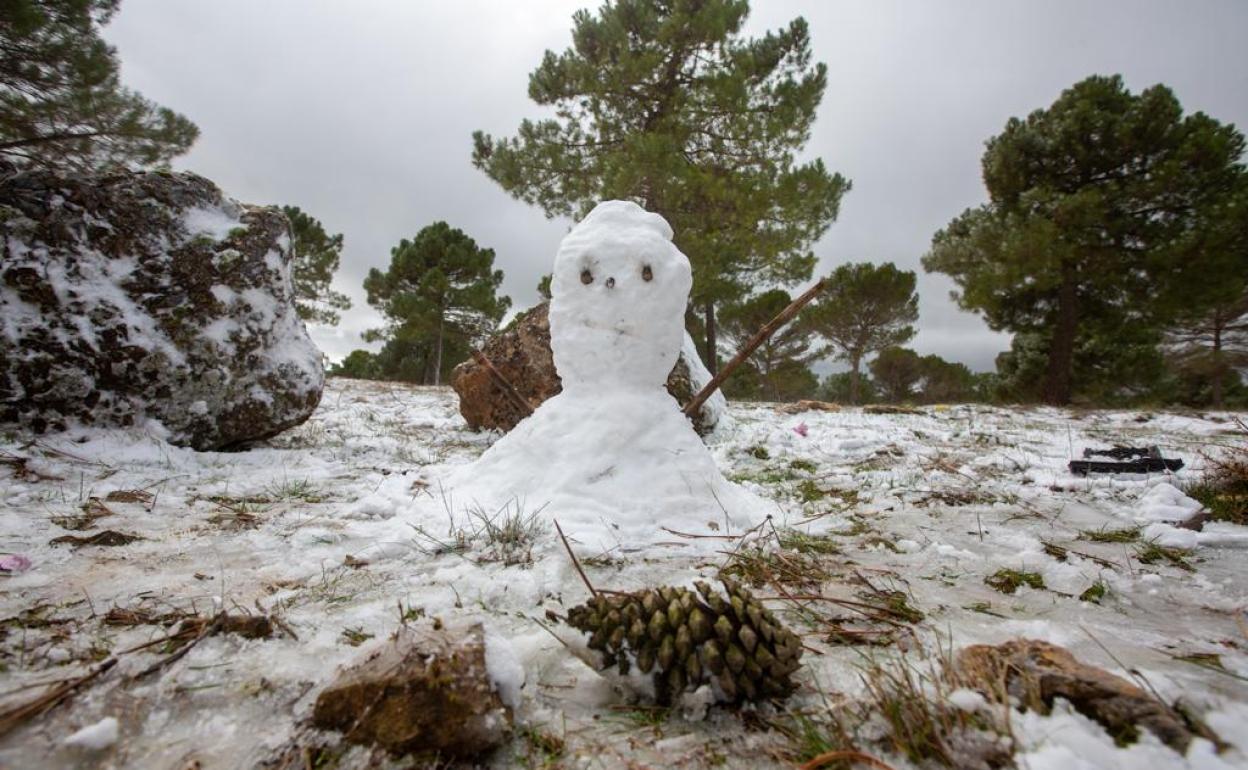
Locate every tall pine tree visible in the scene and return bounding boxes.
[0,0,198,170]
[471,0,848,372]
[806,262,919,404]
[924,75,1247,405]
[363,223,510,386]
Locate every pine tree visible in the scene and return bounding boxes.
[924,75,1247,405]
[819,371,877,404]
[869,346,923,403]
[471,0,848,373]
[282,206,352,326]
[719,289,818,400]
[0,0,198,170]
[1163,184,1248,407]
[363,222,510,386]
[806,263,919,405]
[329,350,379,380]
[917,354,975,403]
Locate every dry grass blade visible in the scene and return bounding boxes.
[0,657,117,739]
[800,750,898,770]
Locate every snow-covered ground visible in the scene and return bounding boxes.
[2,378,1246,769]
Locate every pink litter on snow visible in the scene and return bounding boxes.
[792,423,808,437]
[0,554,32,574]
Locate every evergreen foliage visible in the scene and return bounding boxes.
[870,347,923,403]
[869,347,982,404]
[924,75,1247,405]
[0,0,198,170]
[719,289,819,400]
[363,222,510,386]
[1162,184,1248,407]
[471,0,848,372]
[329,349,379,380]
[805,263,919,404]
[917,354,975,403]
[819,371,877,404]
[281,205,352,326]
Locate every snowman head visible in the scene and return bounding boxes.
[549,201,693,391]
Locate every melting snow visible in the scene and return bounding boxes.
[0,379,1244,767]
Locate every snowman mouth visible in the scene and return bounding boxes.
[578,319,637,337]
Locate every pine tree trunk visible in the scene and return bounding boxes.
[704,301,718,375]
[1043,262,1077,405]
[849,354,862,405]
[432,315,444,387]
[1212,318,1224,409]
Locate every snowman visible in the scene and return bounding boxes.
[447,201,769,551]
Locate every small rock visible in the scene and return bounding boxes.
[311,622,512,759]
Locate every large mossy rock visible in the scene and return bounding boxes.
[451,301,725,435]
[0,162,323,449]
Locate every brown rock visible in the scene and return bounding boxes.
[451,301,721,435]
[311,622,511,759]
[956,639,1197,751]
[451,304,560,434]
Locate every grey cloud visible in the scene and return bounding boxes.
[104,1,1248,369]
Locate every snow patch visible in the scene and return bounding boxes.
[483,630,525,709]
[63,717,120,750]
[1137,482,1202,523]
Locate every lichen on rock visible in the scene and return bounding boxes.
[0,161,323,449]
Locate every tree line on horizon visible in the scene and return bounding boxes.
[6,0,1246,408]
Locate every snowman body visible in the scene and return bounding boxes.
[447,201,768,550]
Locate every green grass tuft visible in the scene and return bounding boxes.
[1078,526,1141,543]
[1135,541,1195,572]
[778,529,841,555]
[1079,581,1107,603]
[984,568,1045,594]
[789,458,818,473]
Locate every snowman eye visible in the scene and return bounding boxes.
[641,265,653,282]
[580,269,593,285]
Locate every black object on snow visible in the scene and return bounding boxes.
[1069,445,1184,476]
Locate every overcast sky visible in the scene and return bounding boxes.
[104,1,1248,371]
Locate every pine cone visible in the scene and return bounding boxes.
[562,578,803,706]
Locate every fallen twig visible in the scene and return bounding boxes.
[684,278,826,418]
[554,520,597,598]
[659,526,743,540]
